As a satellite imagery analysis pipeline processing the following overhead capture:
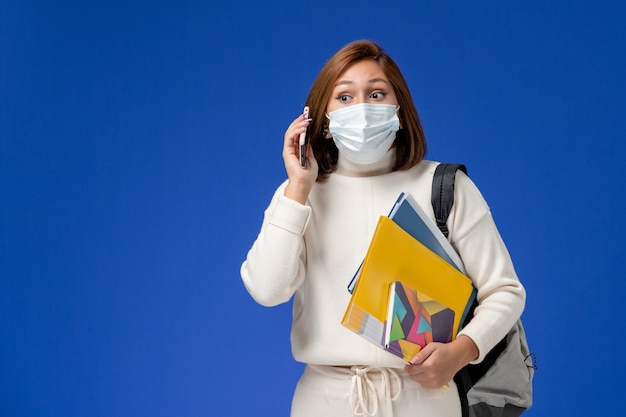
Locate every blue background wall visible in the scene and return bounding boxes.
[2,0,625,415]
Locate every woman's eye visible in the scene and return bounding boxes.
[338,94,352,102]
[370,91,387,99]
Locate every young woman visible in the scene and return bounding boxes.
[240,40,525,417]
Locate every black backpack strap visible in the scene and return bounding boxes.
[431,163,467,238]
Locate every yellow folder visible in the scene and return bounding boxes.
[341,216,476,352]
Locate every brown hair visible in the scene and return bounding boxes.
[305,40,427,180]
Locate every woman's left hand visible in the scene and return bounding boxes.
[404,335,479,389]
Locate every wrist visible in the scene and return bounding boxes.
[284,181,310,205]
[452,335,479,368]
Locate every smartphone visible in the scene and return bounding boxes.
[299,106,310,168]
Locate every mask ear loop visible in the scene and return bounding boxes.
[324,112,332,139]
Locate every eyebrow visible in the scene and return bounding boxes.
[334,77,390,87]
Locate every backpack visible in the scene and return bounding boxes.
[431,163,537,417]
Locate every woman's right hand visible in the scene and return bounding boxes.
[282,113,318,204]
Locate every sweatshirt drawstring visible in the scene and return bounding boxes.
[349,366,402,416]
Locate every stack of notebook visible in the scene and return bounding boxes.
[341,192,476,363]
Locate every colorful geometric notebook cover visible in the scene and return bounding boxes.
[384,281,455,362]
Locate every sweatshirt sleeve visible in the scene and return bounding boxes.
[450,171,526,364]
[240,182,311,307]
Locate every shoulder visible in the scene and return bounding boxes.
[422,162,492,221]
[412,159,439,174]
[423,161,488,207]
[403,159,439,182]
[453,169,490,210]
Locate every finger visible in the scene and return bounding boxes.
[288,113,308,130]
[410,344,436,365]
[284,118,310,143]
[404,363,421,375]
[284,128,312,159]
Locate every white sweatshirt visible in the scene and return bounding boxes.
[241,150,525,368]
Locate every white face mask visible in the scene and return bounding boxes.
[327,103,400,164]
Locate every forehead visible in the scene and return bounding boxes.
[334,60,388,85]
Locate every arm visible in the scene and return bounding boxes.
[240,190,310,306]
[406,171,525,387]
[240,112,318,306]
[450,171,526,363]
